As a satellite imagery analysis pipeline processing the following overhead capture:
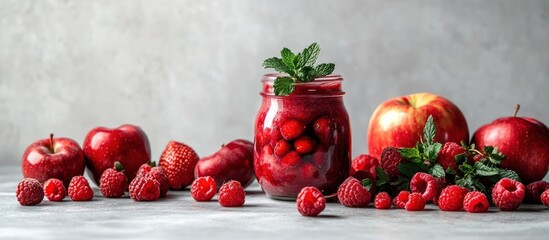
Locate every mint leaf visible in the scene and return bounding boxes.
[398,148,420,159]
[498,169,521,182]
[273,77,294,96]
[361,178,373,191]
[429,163,445,178]
[454,153,468,165]
[473,161,499,176]
[459,163,474,174]
[298,42,321,68]
[314,63,335,77]
[262,57,290,73]
[398,161,427,178]
[281,48,296,69]
[296,66,316,82]
[446,167,457,175]
[375,167,389,186]
[423,115,435,145]
[425,142,442,162]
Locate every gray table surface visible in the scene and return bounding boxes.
[1,166,548,240]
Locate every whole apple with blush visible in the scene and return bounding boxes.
[22,134,85,186]
[367,92,469,159]
[195,139,255,188]
[83,124,151,186]
[472,105,549,184]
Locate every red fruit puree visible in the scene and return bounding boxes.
[254,74,351,200]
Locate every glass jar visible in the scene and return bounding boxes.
[254,73,351,200]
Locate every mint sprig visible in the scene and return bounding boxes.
[262,43,335,96]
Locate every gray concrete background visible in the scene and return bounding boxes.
[1,0,548,165]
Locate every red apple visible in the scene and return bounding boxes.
[194,139,254,188]
[83,124,151,186]
[22,134,85,186]
[472,105,549,184]
[367,92,469,159]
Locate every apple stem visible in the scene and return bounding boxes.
[49,133,55,153]
[513,104,521,117]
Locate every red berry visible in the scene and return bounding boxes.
[438,185,468,211]
[280,119,306,140]
[380,147,404,180]
[294,136,316,155]
[524,180,549,204]
[218,180,245,207]
[281,151,301,166]
[405,193,426,211]
[410,172,439,201]
[296,186,326,217]
[301,162,320,179]
[129,176,160,201]
[136,164,152,179]
[191,176,217,201]
[351,154,379,181]
[432,177,449,206]
[393,191,410,209]
[100,168,128,198]
[150,167,169,198]
[68,176,94,201]
[313,116,332,145]
[437,142,465,172]
[274,140,291,157]
[43,178,66,201]
[16,178,44,206]
[492,178,525,211]
[158,141,200,190]
[337,177,371,208]
[541,189,549,207]
[374,192,392,209]
[463,191,489,213]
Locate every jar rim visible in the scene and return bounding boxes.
[261,73,343,83]
[260,73,344,97]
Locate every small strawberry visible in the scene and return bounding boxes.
[274,140,291,157]
[294,136,316,155]
[281,151,301,166]
[280,119,306,140]
[158,141,200,190]
[313,116,333,145]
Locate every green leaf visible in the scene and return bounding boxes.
[398,161,426,178]
[314,63,335,77]
[483,146,494,155]
[425,142,442,162]
[296,66,316,82]
[498,169,521,182]
[361,178,373,191]
[454,153,468,166]
[455,174,474,189]
[429,163,445,178]
[423,115,436,145]
[398,148,420,159]
[375,167,389,186]
[273,77,295,96]
[262,57,290,73]
[446,167,457,175]
[459,163,474,174]
[473,161,499,176]
[472,180,487,193]
[280,48,295,69]
[297,42,321,67]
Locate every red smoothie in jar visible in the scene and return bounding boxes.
[254,73,351,200]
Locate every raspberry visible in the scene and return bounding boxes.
[380,147,404,180]
[43,178,66,201]
[492,178,525,211]
[281,151,301,166]
[136,164,152,179]
[280,119,306,140]
[16,178,44,206]
[100,168,128,198]
[374,192,392,209]
[68,176,94,201]
[410,172,439,201]
[541,189,549,207]
[294,136,317,155]
[437,142,465,172]
[274,140,291,157]
[218,180,245,207]
[438,185,468,211]
[393,191,410,209]
[463,191,489,213]
[313,116,332,145]
[524,181,549,204]
[405,193,426,211]
[296,186,326,217]
[337,177,371,208]
[149,167,169,198]
[351,154,379,181]
[432,177,449,206]
[129,176,160,201]
[191,176,217,201]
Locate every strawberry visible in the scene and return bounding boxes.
[158,141,200,190]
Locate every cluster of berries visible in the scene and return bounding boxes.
[16,176,94,206]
